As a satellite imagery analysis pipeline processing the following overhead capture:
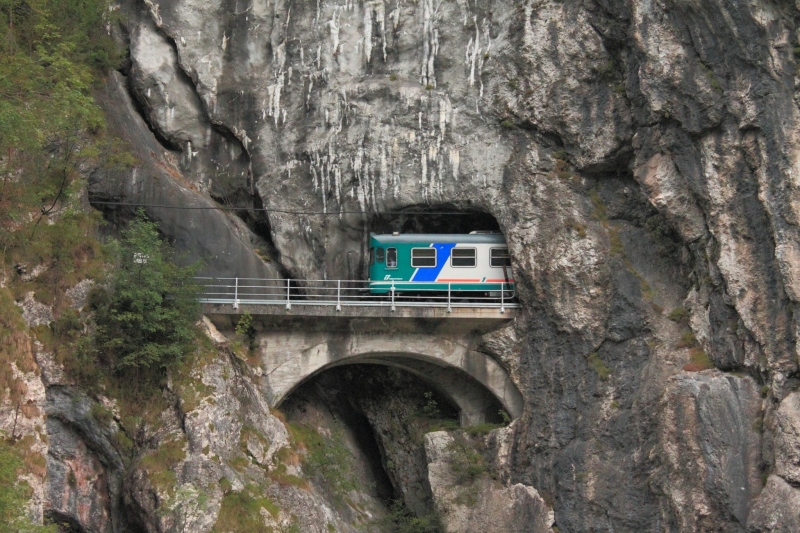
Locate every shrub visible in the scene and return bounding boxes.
[676,331,697,349]
[682,348,714,372]
[447,438,485,484]
[667,307,689,324]
[89,210,200,377]
[235,312,256,353]
[421,391,441,418]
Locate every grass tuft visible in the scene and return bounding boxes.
[682,348,714,372]
[587,352,611,381]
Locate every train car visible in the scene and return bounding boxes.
[368,232,514,294]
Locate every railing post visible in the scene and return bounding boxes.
[336,280,341,311]
[447,283,452,313]
[391,282,396,312]
[286,278,291,310]
[500,283,505,313]
[233,277,239,310]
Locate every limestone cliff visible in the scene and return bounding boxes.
[4,0,800,531]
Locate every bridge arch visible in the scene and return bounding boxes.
[259,330,523,426]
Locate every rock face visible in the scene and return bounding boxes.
[44,386,127,533]
[652,371,763,533]
[425,430,555,533]
[29,0,800,531]
[772,391,800,484]
[747,475,800,533]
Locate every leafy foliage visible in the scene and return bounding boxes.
[89,211,200,375]
[0,0,123,270]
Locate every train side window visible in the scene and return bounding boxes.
[369,247,375,265]
[411,247,436,267]
[386,248,398,268]
[490,247,511,267]
[451,248,476,267]
[376,247,385,263]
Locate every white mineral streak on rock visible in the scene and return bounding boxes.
[420,0,438,88]
[328,10,341,58]
[363,1,386,65]
[448,148,459,181]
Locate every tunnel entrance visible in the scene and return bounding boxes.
[281,364,469,518]
[368,203,501,235]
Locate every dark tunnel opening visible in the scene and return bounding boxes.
[368,203,501,235]
[280,365,463,514]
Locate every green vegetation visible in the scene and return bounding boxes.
[0,438,56,532]
[1,0,124,278]
[465,422,504,437]
[699,63,723,94]
[500,119,515,129]
[138,437,186,495]
[667,306,690,324]
[499,409,511,425]
[368,500,443,533]
[235,311,257,354]
[421,391,441,418]
[587,351,611,381]
[676,330,697,349]
[683,348,714,372]
[211,487,279,533]
[565,219,587,238]
[287,422,357,498]
[412,391,460,435]
[87,210,201,377]
[447,437,486,485]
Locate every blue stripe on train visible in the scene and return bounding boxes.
[411,243,456,282]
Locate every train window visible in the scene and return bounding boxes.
[411,248,436,267]
[490,247,511,267]
[376,247,385,263]
[451,248,476,267]
[386,248,398,268]
[369,247,375,265]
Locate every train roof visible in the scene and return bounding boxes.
[370,232,507,244]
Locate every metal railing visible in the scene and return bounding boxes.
[196,278,519,312]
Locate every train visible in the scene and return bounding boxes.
[368,231,514,294]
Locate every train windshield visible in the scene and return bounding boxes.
[376,247,385,263]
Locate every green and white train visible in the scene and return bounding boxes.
[368,232,514,294]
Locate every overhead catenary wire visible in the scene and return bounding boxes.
[90,201,486,216]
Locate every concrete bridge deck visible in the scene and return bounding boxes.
[201,278,524,427]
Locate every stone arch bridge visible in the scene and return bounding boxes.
[203,304,523,426]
